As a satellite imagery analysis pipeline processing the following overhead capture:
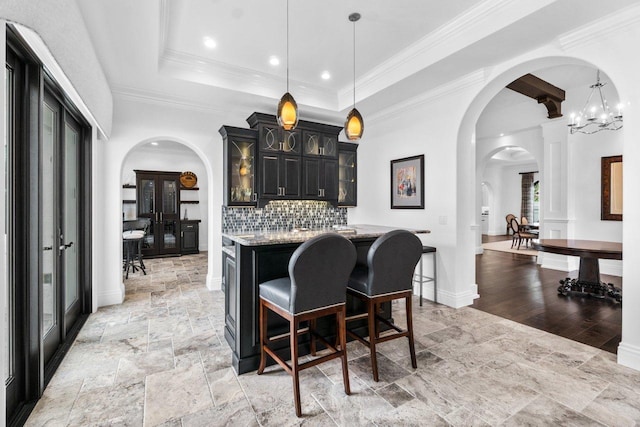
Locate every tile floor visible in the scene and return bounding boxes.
[27,253,640,426]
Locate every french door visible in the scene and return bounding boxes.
[5,28,92,426]
[41,90,83,363]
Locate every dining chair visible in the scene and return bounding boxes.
[510,218,537,250]
[505,214,516,235]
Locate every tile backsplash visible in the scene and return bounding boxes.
[222,200,347,233]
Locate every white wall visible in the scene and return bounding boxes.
[121,145,209,251]
[349,74,482,308]
[482,162,538,235]
[94,95,230,306]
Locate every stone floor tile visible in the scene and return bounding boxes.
[68,380,145,426]
[144,363,214,426]
[503,395,603,426]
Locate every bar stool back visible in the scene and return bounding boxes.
[347,229,422,381]
[257,233,356,417]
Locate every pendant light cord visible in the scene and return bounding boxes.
[352,17,356,109]
[286,0,290,93]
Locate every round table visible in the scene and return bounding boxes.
[532,239,622,302]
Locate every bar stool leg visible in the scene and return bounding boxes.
[433,254,437,304]
[419,255,424,307]
[367,298,379,382]
[405,295,417,369]
[338,308,350,395]
[257,300,268,375]
[290,317,301,417]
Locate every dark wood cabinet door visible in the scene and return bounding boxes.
[259,153,280,198]
[281,155,301,198]
[302,157,320,199]
[181,221,199,254]
[322,158,339,200]
[224,253,237,340]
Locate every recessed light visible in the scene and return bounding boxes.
[500,133,504,137]
[150,142,159,146]
[203,37,217,49]
[321,71,331,80]
[269,56,280,66]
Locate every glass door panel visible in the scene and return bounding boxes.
[63,121,79,313]
[140,179,155,214]
[42,101,57,338]
[162,179,177,214]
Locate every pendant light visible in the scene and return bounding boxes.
[277,0,298,131]
[345,12,364,141]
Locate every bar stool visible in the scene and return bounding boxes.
[123,230,146,279]
[414,245,437,306]
[257,233,356,417]
[346,230,422,382]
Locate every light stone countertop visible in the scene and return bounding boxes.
[222,224,430,246]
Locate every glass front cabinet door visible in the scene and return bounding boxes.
[338,142,358,207]
[219,126,258,206]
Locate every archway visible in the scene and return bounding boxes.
[119,136,215,290]
[458,57,624,353]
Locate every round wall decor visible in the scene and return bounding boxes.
[180,171,197,188]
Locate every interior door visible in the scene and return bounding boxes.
[41,90,83,364]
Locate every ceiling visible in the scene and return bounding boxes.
[76,0,636,127]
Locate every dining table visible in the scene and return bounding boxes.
[532,239,622,302]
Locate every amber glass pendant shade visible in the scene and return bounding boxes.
[345,108,364,140]
[277,92,298,131]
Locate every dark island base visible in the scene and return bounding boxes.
[558,278,622,303]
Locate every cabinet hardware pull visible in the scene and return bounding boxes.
[252,192,257,202]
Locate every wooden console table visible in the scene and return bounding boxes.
[532,239,622,302]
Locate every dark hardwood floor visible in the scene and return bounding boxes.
[474,234,622,353]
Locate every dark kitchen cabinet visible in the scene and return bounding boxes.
[302,157,338,203]
[219,126,258,206]
[180,220,200,254]
[338,142,358,207]
[301,130,338,158]
[258,152,301,203]
[136,170,181,257]
[220,112,349,207]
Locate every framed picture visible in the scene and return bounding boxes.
[391,154,424,209]
[601,155,622,221]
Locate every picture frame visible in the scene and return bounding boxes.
[391,154,424,209]
[601,155,622,221]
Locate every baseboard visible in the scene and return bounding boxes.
[436,284,479,308]
[475,245,484,255]
[600,260,622,277]
[97,283,125,307]
[618,341,640,372]
[540,253,578,273]
[207,274,222,291]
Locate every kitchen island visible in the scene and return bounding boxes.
[221,224,430,374]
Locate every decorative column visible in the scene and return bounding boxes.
[539,119,578,272]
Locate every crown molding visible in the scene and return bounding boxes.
[559,3,640,51]
[368,70,486,123]
[111,84,230,114]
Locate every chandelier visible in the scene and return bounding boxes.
[568,70,623,135]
